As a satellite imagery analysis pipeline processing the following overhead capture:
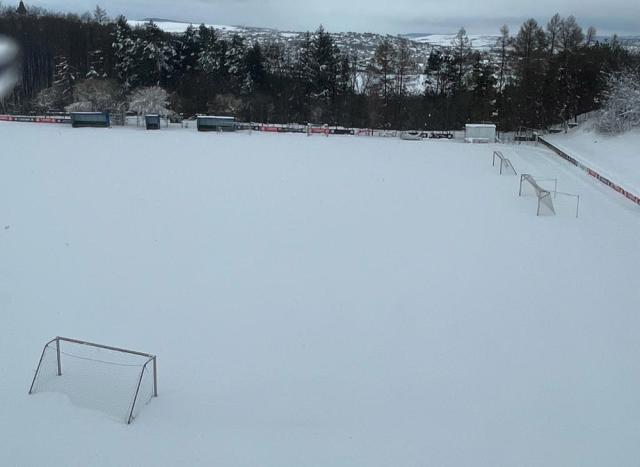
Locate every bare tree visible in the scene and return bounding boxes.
[495,24,511,91]
[559,15,584,52]
[451,27,472,88]
[93,5,108,25]
[395,39,414,97]
[585,26,597,46]
[546,13,562,55]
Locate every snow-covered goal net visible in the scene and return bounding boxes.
[29,337,157,424]
[518,174,580,217]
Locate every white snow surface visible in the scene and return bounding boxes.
[1,123,640,466]
[128,20,240,33]
[410,34,497,51]
[544,122,640,194]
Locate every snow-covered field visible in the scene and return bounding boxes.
[1,122,639,467]
[409,33,498,51]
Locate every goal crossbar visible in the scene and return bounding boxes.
[29,336,158,424]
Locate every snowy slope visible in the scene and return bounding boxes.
[128,19,240,33]
[1,123,639,467]
[407,33,498,51]
[544,122,640,194]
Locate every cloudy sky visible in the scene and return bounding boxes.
[28,0,640,35]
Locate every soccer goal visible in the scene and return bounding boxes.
[29,337,157,424]
[519,174,580,217]
[492,151,517,175]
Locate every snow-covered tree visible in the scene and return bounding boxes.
[113,17,138,89]
[596,70,640,133]
[65,79,121,112]
[128,86,170,116]
[86,49,106,79]
[53,56,77,102]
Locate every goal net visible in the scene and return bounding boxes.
[29,337,157,424]
[519,174,580,217]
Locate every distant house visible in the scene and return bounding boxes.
[145,114,161,130]
[70,112,110,128]
[196,116,236,132]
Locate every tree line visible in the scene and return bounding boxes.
[0,2,637,130]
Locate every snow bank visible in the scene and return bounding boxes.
[544,122,640,194]
[1,123,639,467]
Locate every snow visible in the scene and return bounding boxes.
[1,122,640,466]
[544,122,640,194]
[410,34,497,51]
[127,20,240,34]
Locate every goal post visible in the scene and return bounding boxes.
[29,337,157,424]
[519,174,580,218]
[492,151,517,175]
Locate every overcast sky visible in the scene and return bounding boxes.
[28,0,640,35]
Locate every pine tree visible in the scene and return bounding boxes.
[113,16,138,89]
[53,56,77,104]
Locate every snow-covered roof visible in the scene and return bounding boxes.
[465,123,496,128]
[197,116,235,120]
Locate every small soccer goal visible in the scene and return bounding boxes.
[519,174,580,218]
[29,337,157,424]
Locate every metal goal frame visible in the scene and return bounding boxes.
[29,337,157,424]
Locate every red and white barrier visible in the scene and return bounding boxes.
[0,114,70,124]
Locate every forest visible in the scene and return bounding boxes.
[0,2,637,130]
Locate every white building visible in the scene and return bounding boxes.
[464,124,496,143]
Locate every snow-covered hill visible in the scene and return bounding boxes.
[402,33,498,51]
[544,121,640,194]
[126,19,640,74]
